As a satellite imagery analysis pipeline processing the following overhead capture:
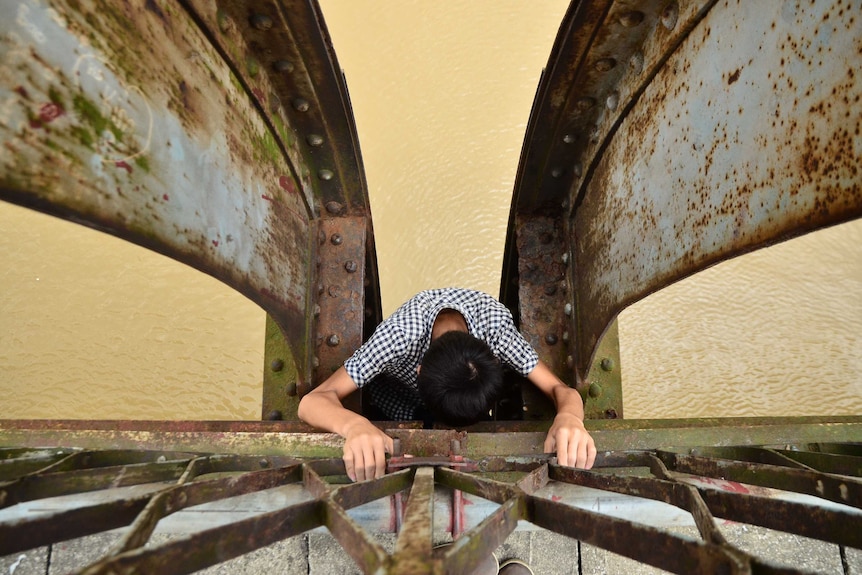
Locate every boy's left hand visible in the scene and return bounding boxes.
[544,412,596,469]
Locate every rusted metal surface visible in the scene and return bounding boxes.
[504,0,862,383]
[0,0,380,389]
[4,437,860,573]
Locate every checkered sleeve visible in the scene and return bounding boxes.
[343,320,409,388]
[485,304,539,376]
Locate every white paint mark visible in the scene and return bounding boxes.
[8,554,26,574]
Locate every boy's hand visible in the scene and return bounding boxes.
[544,412,596,469]
[342,419,394,482]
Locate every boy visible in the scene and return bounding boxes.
[298,287,596,481]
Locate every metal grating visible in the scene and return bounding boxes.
[2,434,861,574]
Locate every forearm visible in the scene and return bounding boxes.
[298,390,370,437]
[551,384,586,422]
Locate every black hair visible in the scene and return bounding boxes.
[416,330,504,427]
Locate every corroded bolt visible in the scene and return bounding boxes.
[326,201,344,215]
[605,408,618,419]
[286,381,297,396]
[545,333,558,345]
[330,233,343,245]
[326,334,340,347]
[630,52,645,74]
[601,357,615,372]
[594,58,616,72]
[328,285,341,297]
[344,260,358,273]
[307,134,324,147]
[250,13,273,30]
[271,358,284,372]
[588,382,602,398]
[607,91,619,111]
[618,10,645,27]
[292,98,310,112]
[576,97,595,111]
[273,59,294,73]
[564,303,572,316]
[259,457,271,468]
[562,252,569,264]
[318,169,334,181]
[563,133,576,144]
[661,2,679,30]
[265,411,282,421]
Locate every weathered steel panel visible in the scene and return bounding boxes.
[505,0,862,383]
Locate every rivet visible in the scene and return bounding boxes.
[545,333,558,345]
[344,260,358,273]
[600,357,615,372]
[594,58,616,72]
[576,97,596,111]
[562,252,569,264]
[265,411,281,422]
[618,10,645,27]
[250,13,273,30]
[325,201,344,215]
[661,2,679,30]
[563,133,576,144]
[588,382,602,398]
[326,334,340,347]
[292,98,310,112]
[307,134,324,147]
[562,331,570,343]
[313,304,321,317]
[328,285,341,297]
[273,59,294,73]
[330,233,343,245]
[286,381,297,396]
[269,93,281,114]
[259,457,271,468]
[629,52,645,75]
[604,408,618,419]
[606,91,619,111]
[566,355,574,368]
[271,358,284,372]
[550,167,563,178]
[544,283,557,296]
[318,169,334,181]
[564,303,572,316]
[573,163,583,178]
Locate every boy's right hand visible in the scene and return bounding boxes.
[342,419,394,482]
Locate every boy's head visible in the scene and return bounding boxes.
[416,331,504,427]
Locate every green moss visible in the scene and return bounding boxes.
[72,93,124,145]
[71,125,94,148]
[134,154,150,172]
[48,86,64,107]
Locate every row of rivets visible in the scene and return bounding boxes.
[550,3,679,190]
[246,11,337,189]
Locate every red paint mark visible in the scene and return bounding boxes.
[115,160,133,174]
[162,194,169,201]
[252,87,265,101]
[551,495,562,502]
[212,240,219,247]
[261,194,275,202]
[39,102,64,123]
[719,481,750,494]
[279,175,296,194]
[14,86,29,99]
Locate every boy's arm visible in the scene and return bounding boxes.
[297,366,394,481]
[526,360,597,469]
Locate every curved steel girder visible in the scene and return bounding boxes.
[505,0,862,384]
[0,0,378,383]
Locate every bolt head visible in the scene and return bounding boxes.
[564,303,573,316]
[292,98,310,112]
[270,358,284,372]
[326,334,340,347]
[600,357,615,372]
[273,59,294,73]
[250,13,273,30]
[661,2,679,30]
[265,410,283,421]
[344,260,358,273]
[588,382,603,398]
[286,381,297,396]
[318,169,334,181]
[545,333,558,345]
[307,134,324,147]
[325,201,345,215]
[618,10,645,27]
[594,58,616,72]
[328,285,341,297]
[604,408,619,419]
[330,233,343,245]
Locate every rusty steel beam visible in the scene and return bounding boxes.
[0,0,379,390]
[503,0,862,384]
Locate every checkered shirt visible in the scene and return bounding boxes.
[343,288,539,419]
